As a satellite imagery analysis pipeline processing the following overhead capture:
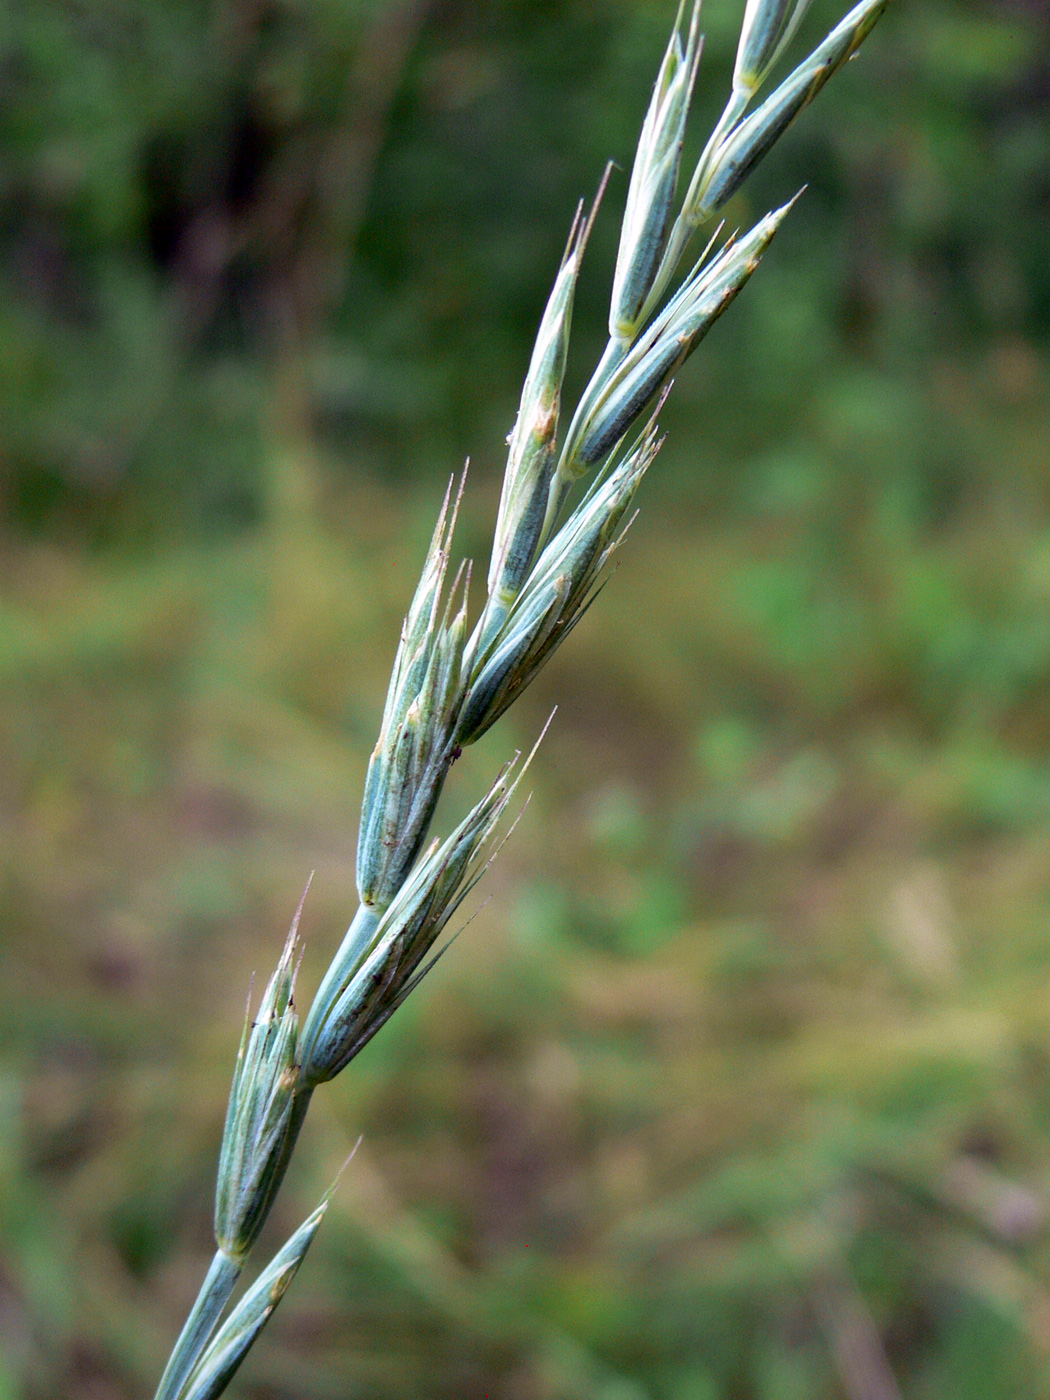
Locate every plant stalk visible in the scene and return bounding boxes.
[298,902,383,1085]
[153,1249,242,1400]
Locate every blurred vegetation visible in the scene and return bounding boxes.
[2,0,1050,1397]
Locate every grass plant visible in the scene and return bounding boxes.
[152,2,888,1395]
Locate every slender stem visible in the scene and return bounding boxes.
[153,1249,242,1400]
[261,1082,315,1218]
[681,87,750,224]
[467,596,510,674]
[540,337,631,549]
[558,338,628,474]
[298,902,382,1085]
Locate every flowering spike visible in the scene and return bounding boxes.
[356,474,470,910]
[610,0,703,341]
[735,0,812,97]
[180,1201,329,1400]
[304,759,525,1085]
[460,422,661,746]
[487,216,584,611]
[153,3,890,1396]
[214,889,309,1261]
[687,0,888,224]
[567,203,791,475]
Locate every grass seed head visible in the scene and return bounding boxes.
[459,424,661,746]
[610,0,703,341]
[572,205,789,472]
[213,891,307,1261]
[734,0,812,97]
[305,762,518,1084]
[357,479,470,911]
[154,1,892,1393]
[488,223,583,609]
[181,1201,328,1400]
[690,0,889,221]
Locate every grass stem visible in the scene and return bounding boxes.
[153,1249,242,1400]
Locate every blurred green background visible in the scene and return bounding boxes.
[2,0,1050,1396]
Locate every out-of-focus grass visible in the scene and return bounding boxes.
[6,351,1050,1398]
